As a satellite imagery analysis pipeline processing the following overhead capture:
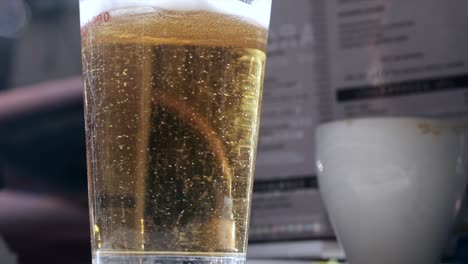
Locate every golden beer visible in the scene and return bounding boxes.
[81,4,268,262]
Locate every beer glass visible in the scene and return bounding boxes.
[79,0,271,263]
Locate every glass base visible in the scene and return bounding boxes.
[93,254,246,264]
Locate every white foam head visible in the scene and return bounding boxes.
[79,0,271,29]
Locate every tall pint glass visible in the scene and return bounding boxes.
[79,0,271,263]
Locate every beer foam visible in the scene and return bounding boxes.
[80,0,271,29]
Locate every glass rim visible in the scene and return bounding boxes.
[79,0,272,29]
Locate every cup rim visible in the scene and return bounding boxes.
[316,116,468,135]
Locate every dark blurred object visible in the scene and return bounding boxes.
[0,190,90,264]
[0,0,30,38]
[0,77,87,193]
[25,0,74,20]
[7,0,81,89]
[454,236,468,263]
[0,38,14,91]
[0,167,4,190]
[0,0,29,91]
[0,77,91,264]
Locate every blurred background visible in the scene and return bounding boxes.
[0,0,468,264]
[0,1,88,263]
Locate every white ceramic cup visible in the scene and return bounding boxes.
[316,117,468,264]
